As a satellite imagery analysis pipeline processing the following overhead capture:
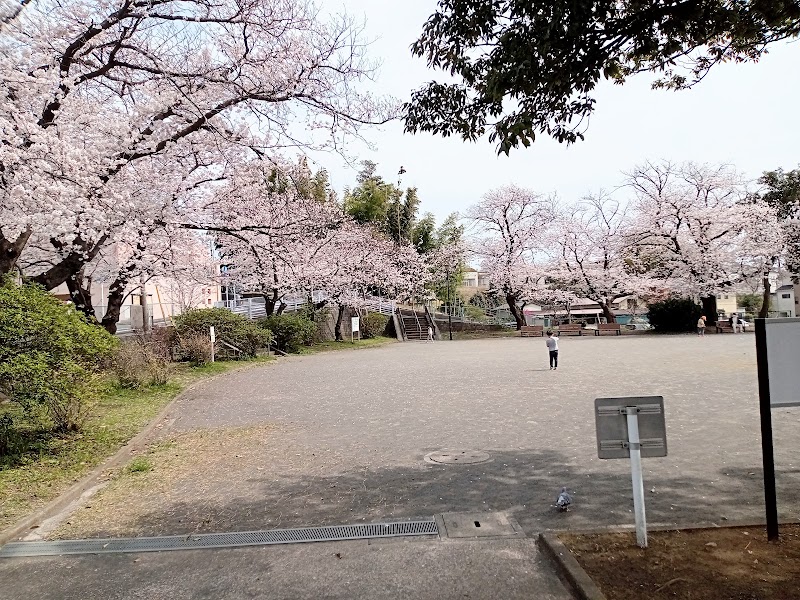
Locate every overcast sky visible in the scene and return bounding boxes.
[317,1,800,223]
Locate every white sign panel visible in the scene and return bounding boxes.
[351,316,360,333]
[762,318,800,407]
[209,326,216,343]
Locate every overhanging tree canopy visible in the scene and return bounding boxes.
[405,0,800,153]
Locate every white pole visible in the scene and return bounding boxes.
[210,326,216,363]
[626,408,647,548]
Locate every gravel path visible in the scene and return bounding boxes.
[53,334,800,538]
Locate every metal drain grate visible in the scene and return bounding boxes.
[0,520,439,557]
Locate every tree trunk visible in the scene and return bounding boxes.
[31,235,107,290]
[759,276,771,319]
[100,276,130,334]
[0,229,32,275]
[65,269,98,323]
[264,290,279,317]
[599,302,616,323]
[701,296,718,325]
[334,305,346,341]
[505,293,525,330]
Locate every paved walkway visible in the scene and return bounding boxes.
[2,333,799,599]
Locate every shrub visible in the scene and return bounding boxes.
[360,312,389,339]
[0,279,117,431]
[646,297,702,333]
[177,332,213,366]
[112,332,173,389]
[262,313,315,352]
[174,308,270,358]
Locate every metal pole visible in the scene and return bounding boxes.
[755,318,780,541]
[446,264,453,341]
[626,407,648,548]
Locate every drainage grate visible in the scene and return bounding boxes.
[0,520,439,557]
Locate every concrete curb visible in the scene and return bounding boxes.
[537,533,607,600]
[0,360,271,546]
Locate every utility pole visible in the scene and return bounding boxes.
[396,166,406,245]
[446,263,453,341]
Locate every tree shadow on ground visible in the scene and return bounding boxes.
[65,448,800,539]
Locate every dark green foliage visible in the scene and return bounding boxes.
[757,167,800,275]
[405,1,800,152]
[174,308,270,358]
[738,293,764,316]
[647,297,702,333]
[262,313,316,353]
[0,279,116,432]
[360,313,389,339]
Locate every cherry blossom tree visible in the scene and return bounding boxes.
[554,194,652,323]
[467,185,555,329]
[1,0,396,307]
[626,161,783,321]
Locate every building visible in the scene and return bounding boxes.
[458,268,490,298]
[524,296,648,326]
[770,284,796,318]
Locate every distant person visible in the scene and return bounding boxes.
[697,315,706,337]
[546,330,559,370]
[730,313,739,333]
[427,325,434,342]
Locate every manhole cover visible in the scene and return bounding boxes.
[424,450,492,465]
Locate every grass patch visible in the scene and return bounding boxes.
[126,456,153,473]
[294,336,396,355]
[0,356,273,532]
[446,329,518,340]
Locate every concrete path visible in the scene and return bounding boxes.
[2,333,799,599]
[0,538,571,600]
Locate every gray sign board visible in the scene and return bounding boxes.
[760,318,800,408]
[595,396,667,459]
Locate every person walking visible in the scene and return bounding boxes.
[427,325,434,342]
[731,313,739,333]
[697,315,707,337]
[546,330,559,370]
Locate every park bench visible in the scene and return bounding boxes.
[595,323,622,336]
[557,323,583,336]
[520,325,544,337]
[715,321,735,333]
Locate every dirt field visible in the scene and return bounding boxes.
[561,524,800,600]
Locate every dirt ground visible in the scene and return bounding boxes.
[561,525,800,600]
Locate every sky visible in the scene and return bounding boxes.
[315,1,800,224]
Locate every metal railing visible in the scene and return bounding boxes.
[216,293,396,320]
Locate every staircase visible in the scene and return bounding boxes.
[398,308,428,341]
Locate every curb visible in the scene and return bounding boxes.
[0,360,270,546]
[538,533,607,600]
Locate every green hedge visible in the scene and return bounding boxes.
[174,308,270,358]
[262,313,315,353]
[0,279,116,433]
[360,312,389,339]
[646,297,702,333]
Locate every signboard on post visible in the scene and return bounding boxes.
[595,396,667,548]
[754,317,800,541]
[351,316,360,343]
[209,326,216,363]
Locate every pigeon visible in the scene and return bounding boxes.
[556,487,573,511]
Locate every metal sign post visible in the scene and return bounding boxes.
[754,317,800,541]
[625,407,648,547]
[209,326,216,363]
[596,396,667,548]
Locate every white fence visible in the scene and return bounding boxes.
[215,294,396,320]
